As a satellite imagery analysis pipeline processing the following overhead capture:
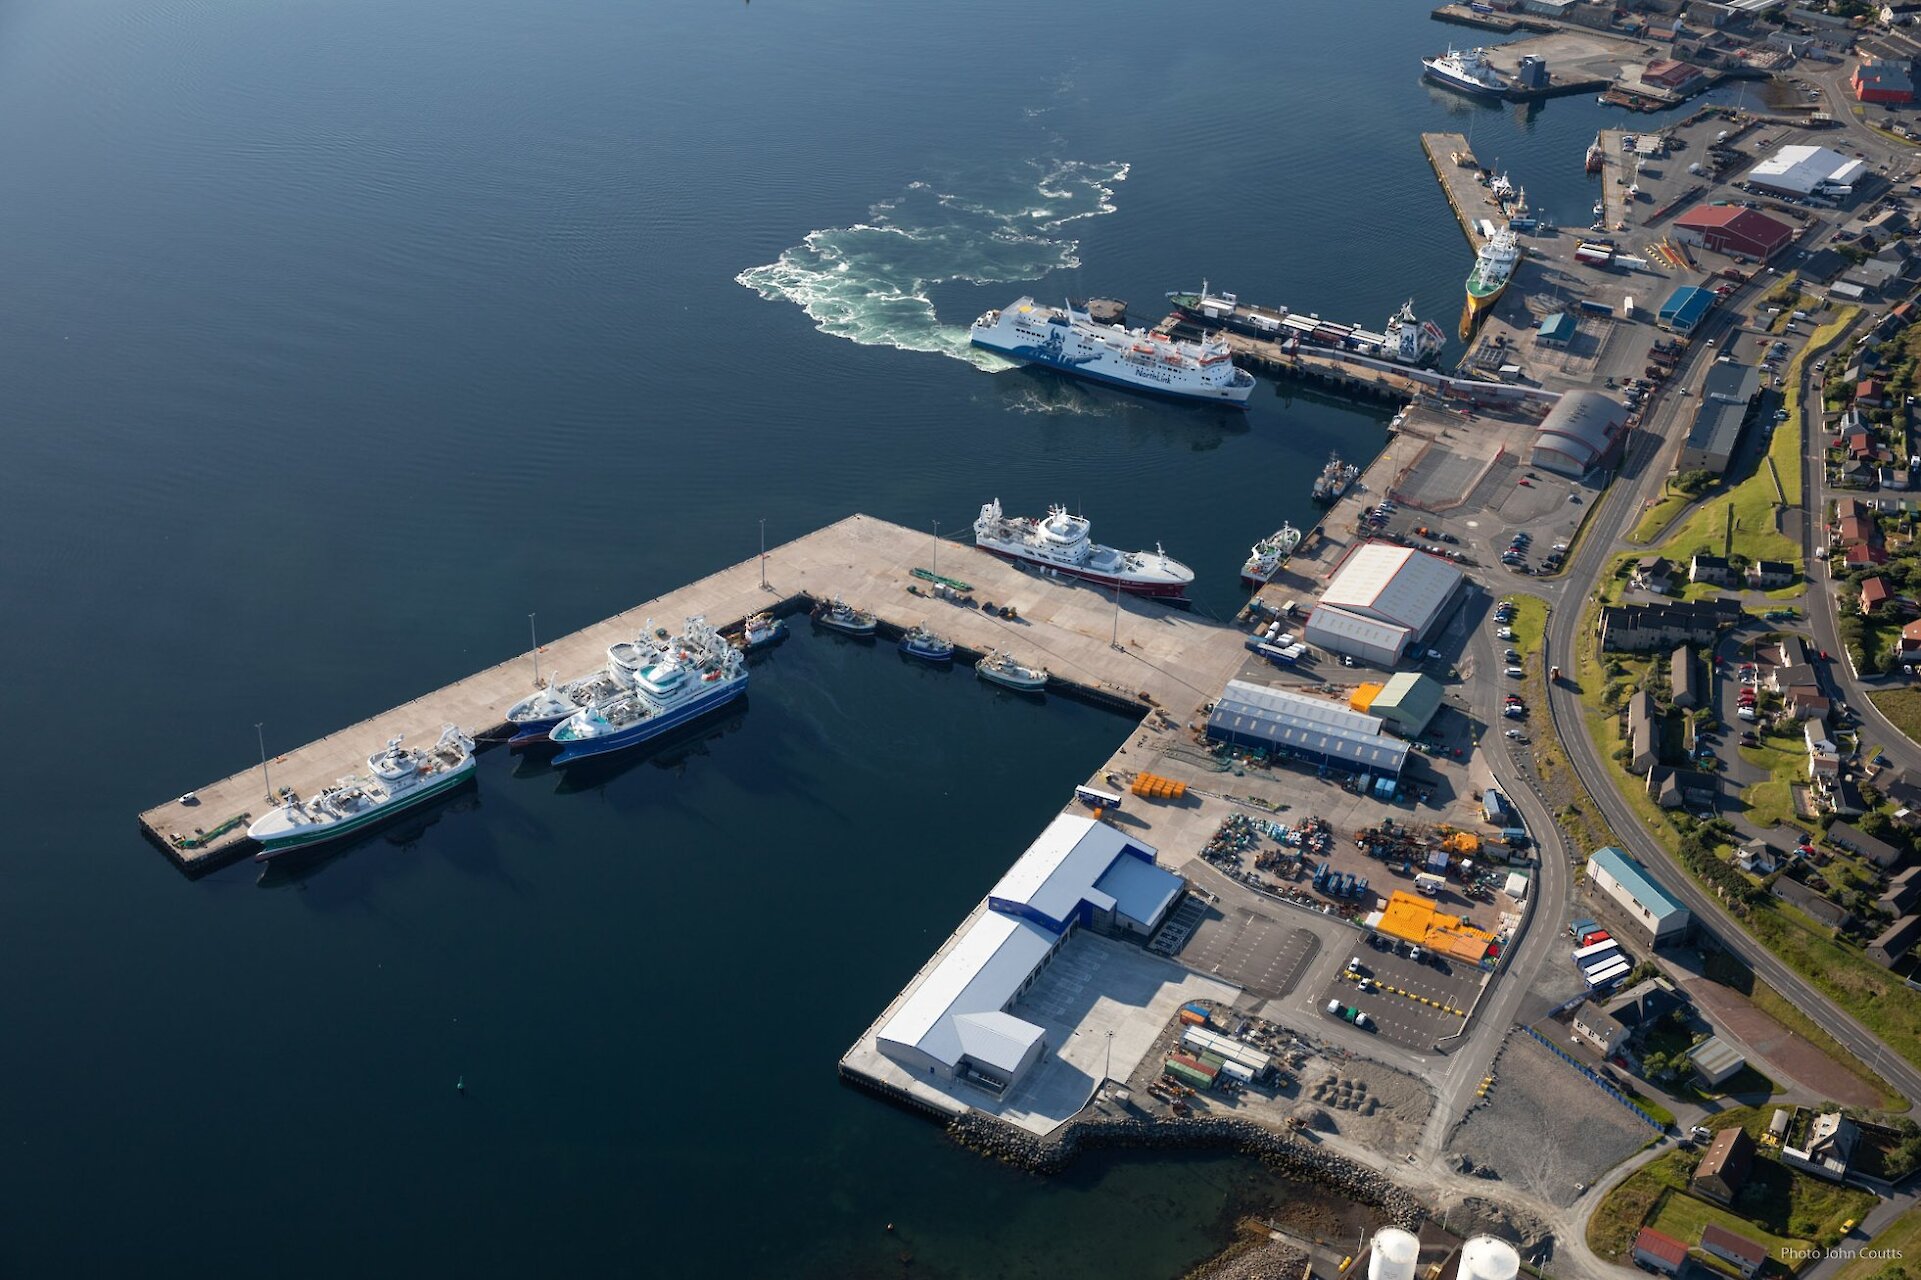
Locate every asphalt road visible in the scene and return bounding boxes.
[1541,296,1921,1110]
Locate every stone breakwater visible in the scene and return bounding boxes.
[946,1112,1427,1228]
[1184,1237,1311,1280]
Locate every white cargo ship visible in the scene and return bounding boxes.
[973,499,1194,599]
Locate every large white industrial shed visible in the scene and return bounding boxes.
[1306,542,1464,665]
[1745,144,1866,197]
[1588,846,1692,945]
[876,815,1184,1095]
[1207,680,1410,779]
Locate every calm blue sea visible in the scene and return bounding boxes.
[0,0,1734,1272]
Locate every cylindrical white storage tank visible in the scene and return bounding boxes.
[1368,1227,1420,1280]
[1460,1235,1520,1280]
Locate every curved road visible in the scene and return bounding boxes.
[1541,307,1921,1108]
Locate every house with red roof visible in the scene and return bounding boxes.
[1701,1223,1768,1277]
[1633,1227,1688,1276]
[1862,575,1894,613]
[1860,378,1890,408]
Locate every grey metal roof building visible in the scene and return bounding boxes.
[1207,680,1409,779]
[1531,391,1629,477]
[1677,361,1761,473]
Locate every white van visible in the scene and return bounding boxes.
[1505,666,1525,677]
[1792,310,1811,321]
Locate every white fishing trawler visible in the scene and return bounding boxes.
[970,298,1254,406]
[1311,455,1359,504]
[1241,522,1304,586]
[1421,47,1508,99]
[973,499,1194,599]
[248,725,476,859]
[976,650,1048,692]
[548,617,747,765]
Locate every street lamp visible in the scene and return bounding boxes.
[255,722,272,802]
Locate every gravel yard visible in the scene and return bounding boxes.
[1448,1031,1656,1206]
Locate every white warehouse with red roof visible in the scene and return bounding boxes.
[1303,542,1466,667]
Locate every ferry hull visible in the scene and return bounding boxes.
[972,336,1253,408]
[976,545,1191,600]
[550,682,747,765]
[1422,65,1507,100]
[251,766,477,861]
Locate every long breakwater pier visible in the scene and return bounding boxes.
[139,514,1255,875]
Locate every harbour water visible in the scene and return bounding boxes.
[0,0,1741,1271]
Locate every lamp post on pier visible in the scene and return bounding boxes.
[529,612,541,686]
[255,722,272,802]
[932,519,940,580]
[759,518,768,590]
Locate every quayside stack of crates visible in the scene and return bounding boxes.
[1131,772,1188,801]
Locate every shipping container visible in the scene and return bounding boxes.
[1198,1051,1229,1072]
[1163,1058,1214,1091]
[1178,1007,1209,1027]
[1573,939,1621,965]
[1578,298,1615,315]
[1182,1027,1275,1077]
[1168,1051,1219,1082]
[1217,1060,1256,1085]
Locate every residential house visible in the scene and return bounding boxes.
[1672,645,1702,709]
[1783,1110,1862,1181]
[1700,1224,1768,1279]
[1736,839,1778,874]
[1832,776,1869,817]
[1749,559,1795,589]
[1838,513,1879,546]
[1600,599,1744,651]
[1632,1228,1689,1277]
[1570,978,1682,1055]
[1886,770,1921,809]
[1690,553,1734,586]
[1902,619,1921,661]
[1633,555,1677,594]
[1778,634,1811,668]
[1805,717,1837,756]
[1772,875,1852,930]
[1840,458,1877,488]
[1811,750,1843,782]
[1880,863,1921,914]
[1869,914,1921,966]
[1769,661,1819,695]
[1846,542,1889,568]
[1790,690,1833,720]
[1861,378,1891,408]
[1842,424,1874,459]
[1648,765,1717,811]
[1862,574,1895,613]
[1691,1126,1754,1206]
[1829,821,1907,868]
[1628,690,1659,773]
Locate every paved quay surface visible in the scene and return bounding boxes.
[140,513,1254,873]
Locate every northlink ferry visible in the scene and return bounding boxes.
[970,298,1254,406]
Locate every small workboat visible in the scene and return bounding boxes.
[737,612,788,652]
[813,596,877,637]
[976,650,1047,692]
[899,624,955,664]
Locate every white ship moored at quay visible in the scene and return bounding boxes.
[970,298,1254,407]
[973,499,1194,599]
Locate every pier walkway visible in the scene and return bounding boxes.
[1421,132,1492,252]
[140,514,1253,874]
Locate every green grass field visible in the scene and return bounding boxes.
[1588,1138,1874,1272]
[1632,487,1697,545]
[1870,688,1921,748]
[1834,1203,1921,1280]
[1737,730,1806,831]
[1503,593,1547,659]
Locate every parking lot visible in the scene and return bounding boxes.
[1180,905,1321,999]
[1320,942,1484,1051]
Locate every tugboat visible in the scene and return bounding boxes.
[248,726,477,859]
[1586,132,1605,174]
[1241,523,1304,586]
[1311,455,1359,504]
[898,624,955,664]
[976,650,1048,692]
[736,612,788,652]
[813,596,877,637]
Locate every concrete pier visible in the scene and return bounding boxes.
[139,514,1255,874]
[1421,132,1491,253]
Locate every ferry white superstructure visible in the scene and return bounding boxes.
[1422,47,1508,99]
[970,298,1254,406]
[973,499,1194,599]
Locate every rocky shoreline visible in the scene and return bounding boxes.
[947,1111,1427,1228]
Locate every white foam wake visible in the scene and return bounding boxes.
[736,158,1129,370]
